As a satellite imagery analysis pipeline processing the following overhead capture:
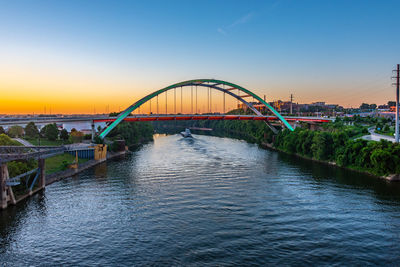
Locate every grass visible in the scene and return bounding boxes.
[24,137,70,146]
[351,132,369,139]
[375,130,395,137]
[45,153,89,174]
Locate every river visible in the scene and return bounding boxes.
[1,134,400,265]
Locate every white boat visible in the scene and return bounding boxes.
[180,128,192,138]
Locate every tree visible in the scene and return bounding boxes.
[371,149,393,175]
[311,132,334,161]
[383,124,390,132]
[7,125,24,138]
[93,135,104,144]
[358,103,377,110]
[70,130,84,143]
[0,126,5,135]
[60,129,69,141]
[24,122,39,138]
[41,123,59,140]
[376,122,383,131]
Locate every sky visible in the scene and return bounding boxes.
[1,0,399,114]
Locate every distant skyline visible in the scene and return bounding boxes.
[1,0,399,114]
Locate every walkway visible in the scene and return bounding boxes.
[13,138,34,146]
[362,128,396,143]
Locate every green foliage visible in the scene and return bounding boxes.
[7,160,36,177]
[93,135,104,144]
[8,125,24,138]
[360,103,377,110]
[108,122,153,147]
[0,126,5,135]
[69,130,84,143]
[383,124,390,132]
[45,153,88,174]
[110,141,120,152]
[41,123,59,141]
[0,133,21,145]
[24,122,39,138]
[275,127,400,176]
[310,132,333,160]
[61,160,70,170]
[0,133,34,178]
[60,129,69,140]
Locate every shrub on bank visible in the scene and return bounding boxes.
[274,128,400,176]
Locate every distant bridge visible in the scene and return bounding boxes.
[94,114,332,123]
[0,114,332,132]
[98,79,332,138]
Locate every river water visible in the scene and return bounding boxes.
[1,134,400,266]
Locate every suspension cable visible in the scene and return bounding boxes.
[207,87,209,113]
[210,87,212,113]
[196,85,198,114]
[191,85,193,114]
[174,87,176,114]
[181,86,183,114]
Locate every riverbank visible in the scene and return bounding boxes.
[260,142,400,182]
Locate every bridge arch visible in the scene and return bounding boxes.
[99,79,294,139]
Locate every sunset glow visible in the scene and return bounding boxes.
[1,0,399,114]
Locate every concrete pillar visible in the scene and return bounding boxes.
[91,121,95,142]
[38,158,46,189]
[0,164,9,209]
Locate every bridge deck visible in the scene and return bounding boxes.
[93,114,332,123]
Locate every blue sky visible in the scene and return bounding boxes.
[1,0,399,113]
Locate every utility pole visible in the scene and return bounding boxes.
[393,64,400,142]
[290,93,294,115]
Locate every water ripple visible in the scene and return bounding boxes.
[1,134,400,265]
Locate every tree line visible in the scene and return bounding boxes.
[0,122,88,143]
[106,121,154,150]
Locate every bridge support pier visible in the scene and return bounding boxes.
[0,164,15,208]
[38,158,46,189]
[0,164,8,209]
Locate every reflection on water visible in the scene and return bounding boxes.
[1,134,400,265]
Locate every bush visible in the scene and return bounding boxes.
[274,127,400,176]
[60,129,69,141]
[0,133,22,145]
[93,136,104,144]
[8,125,24,138]
[70,130,84,143]
[25,122,39,138]
[41,123,59,141]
